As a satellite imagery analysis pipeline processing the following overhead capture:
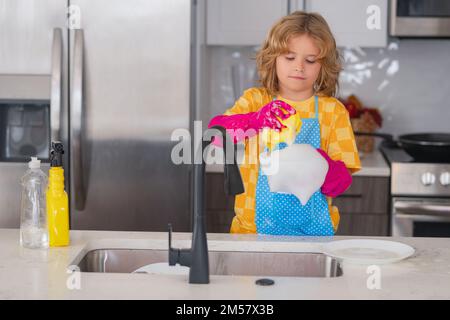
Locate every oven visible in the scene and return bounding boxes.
[392,198,450,237]
[389,161,450,237]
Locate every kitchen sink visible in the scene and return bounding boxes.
[74,249,343,277]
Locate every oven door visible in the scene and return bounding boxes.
[390,0,450,37]
[392,198,450,237]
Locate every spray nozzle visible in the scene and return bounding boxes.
[50,141,64,167]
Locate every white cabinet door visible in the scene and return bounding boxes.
[294,0,387,48]
[207,0,288,45]
[289,0,305,11]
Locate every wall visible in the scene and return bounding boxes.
[202,39,450,136]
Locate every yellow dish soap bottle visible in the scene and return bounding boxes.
[47,141,70,247]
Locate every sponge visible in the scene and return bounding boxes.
[261,112,301,151]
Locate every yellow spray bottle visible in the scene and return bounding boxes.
[47,141,69,247]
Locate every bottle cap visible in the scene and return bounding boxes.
[28,157,41,169]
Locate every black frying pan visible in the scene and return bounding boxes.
[355,132,450,163]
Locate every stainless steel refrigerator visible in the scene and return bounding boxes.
[0,0,193,232]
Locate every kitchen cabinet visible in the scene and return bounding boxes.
[206,0,288,45]
[292,0,388,48]
[333,176,390,236]
[206,173,390,235]
[205,0,387,47]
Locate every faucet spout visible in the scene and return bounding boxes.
[168,126,244,284]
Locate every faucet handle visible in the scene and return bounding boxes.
[167,223,192,267]
[168,223,173,248]
[168,223,178,266]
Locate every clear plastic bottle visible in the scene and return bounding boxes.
[20,157,49,249]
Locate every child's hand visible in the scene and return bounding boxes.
[208,100,296,146]
[251,100,296,132]
[316,149,352,197]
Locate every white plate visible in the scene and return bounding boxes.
[132,262,189,275]
[323,239,415,265]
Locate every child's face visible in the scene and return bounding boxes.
[275,34,322,97]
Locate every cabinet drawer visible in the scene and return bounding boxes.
[335,213,389,236]
[332,176,389,215]
[206,174,390,214]
[206,210,234,233]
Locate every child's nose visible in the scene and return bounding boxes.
[294,63,304,72]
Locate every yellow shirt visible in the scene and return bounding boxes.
[223,87,361,234]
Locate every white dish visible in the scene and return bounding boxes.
[323,239,415,265]
[132,262,189,275]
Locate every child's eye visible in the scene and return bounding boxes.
[306,59,316,64]
[285,56,295,61]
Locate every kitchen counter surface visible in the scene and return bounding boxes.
[1,228,449,300]
[206,148,390,177]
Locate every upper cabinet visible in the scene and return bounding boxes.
[295,0,388,48]
[206,0,387,47]
[206,0,288,46]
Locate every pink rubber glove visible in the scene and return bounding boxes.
[316,149,352,197]
[208,100,296,146]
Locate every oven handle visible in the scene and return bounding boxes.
[394,214,450,223]
[394,201,450,217]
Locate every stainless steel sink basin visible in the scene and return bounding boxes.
[74,249,343,277]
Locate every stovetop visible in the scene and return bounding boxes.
[379,141,411,164]
[379,140,450,165]
[379,141,450,197]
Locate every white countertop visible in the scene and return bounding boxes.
[1,228,450,300]
[206,148,390,177]
[353,149,390,177]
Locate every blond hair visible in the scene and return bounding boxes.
[256,11,342,97]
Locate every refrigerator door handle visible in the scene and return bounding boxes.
[50,28,63,142]
[71,29,86,210]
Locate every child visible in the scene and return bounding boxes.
[208,11,361,236]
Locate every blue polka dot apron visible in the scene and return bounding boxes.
[255,95,334,236]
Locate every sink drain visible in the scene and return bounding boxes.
[255,278,275,286]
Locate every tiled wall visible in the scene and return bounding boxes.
[202,39,450,136]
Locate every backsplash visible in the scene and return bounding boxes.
[202,39,450,136]
[202,46,259,125]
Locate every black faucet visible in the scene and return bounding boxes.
[168,126,245,284]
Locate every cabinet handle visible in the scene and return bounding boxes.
[337,193,363,198]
